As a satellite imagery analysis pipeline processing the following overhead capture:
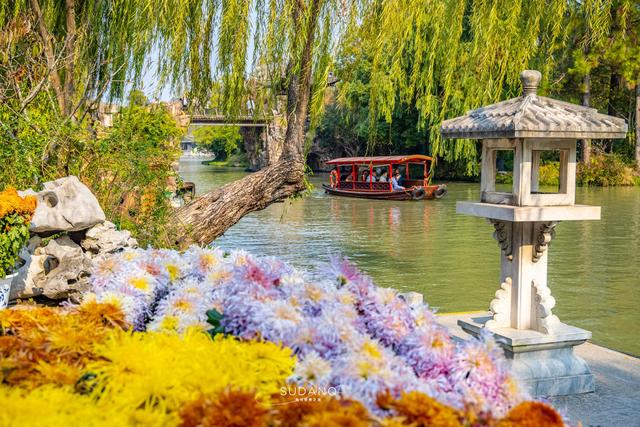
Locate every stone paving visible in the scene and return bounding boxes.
[438,312,640,427]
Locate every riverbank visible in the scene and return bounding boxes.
[438,312,640,426]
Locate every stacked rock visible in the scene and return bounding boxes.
[11,176,137,302]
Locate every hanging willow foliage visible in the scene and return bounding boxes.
[345,0,572,173]
[1,0,613,163]
[0,0,358,124]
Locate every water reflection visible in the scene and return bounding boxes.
[179,159,640,356]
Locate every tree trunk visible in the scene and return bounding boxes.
[171,0,321,248]
[581,73,591,163]
[30,0,65,114]
[636,81,640,172]
[606,72,620,153]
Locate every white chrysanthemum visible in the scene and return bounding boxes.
[292,351,333,386]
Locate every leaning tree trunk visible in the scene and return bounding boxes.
[171,0,321,248]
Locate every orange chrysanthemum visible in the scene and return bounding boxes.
[386,391,463,427]
[270,389,371,427]
[0,303,128,389]
[179,389,268,427]
[0,187,37,221]
[497,401,564,427]
[298,409,372,427]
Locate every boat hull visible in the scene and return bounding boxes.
[322,184,446,200]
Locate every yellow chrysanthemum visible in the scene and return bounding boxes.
[173,299,192,312]
[0,385,176,427]
[87,328,295,411]
[305,284,325,302]
[159,315,179,331]
[165,264,180,281]
[338,293,356,306]
[362,340,382,360]
[122,250,138,261]
[129,277,150,291]
[199,253,218,270]
[355,358,382,379]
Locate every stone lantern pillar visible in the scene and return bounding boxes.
[440,70,627,397]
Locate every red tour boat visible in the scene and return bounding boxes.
[323,155,447,200]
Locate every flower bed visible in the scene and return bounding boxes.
[0,247,565,426]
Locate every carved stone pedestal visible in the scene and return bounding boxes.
[454,203,601,397]
[458,312,594,397]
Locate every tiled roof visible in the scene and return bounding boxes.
[440,71,627,139]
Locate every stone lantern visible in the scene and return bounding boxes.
[440,70,627,396]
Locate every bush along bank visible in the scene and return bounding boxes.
[577,153,640,186]
[0,246,566,426]
[492,154,640,187]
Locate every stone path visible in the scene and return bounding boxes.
[438,312,640,427]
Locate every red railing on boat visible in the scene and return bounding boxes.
[338,181,392,191]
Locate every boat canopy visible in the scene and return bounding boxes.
[326,155,432,166]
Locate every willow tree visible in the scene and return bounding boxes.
[344,0,572,175]
[1,0,355,246]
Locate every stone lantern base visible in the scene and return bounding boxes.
[457,312,594,397]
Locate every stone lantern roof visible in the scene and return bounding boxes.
[440,70,627,139]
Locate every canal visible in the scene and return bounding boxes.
[180,159,640,356]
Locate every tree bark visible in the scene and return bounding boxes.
[171,0,322,248]
[581,73,591,163]
[636,81,640,172]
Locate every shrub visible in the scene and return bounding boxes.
[81,104,183,246]
[0,188,36,278]
[0,94,183,248]
[577,153,637,186]
[537,162,560,187]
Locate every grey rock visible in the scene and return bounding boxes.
[10,235,93,300]
[26,236,42,253]
[81,221,138,256]
[20,176,106,233]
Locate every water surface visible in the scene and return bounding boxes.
[180,159,640,356]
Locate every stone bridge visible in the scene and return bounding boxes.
[185,111,285,171]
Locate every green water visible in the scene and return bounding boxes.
[180,159,640,356]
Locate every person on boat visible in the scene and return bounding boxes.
[366,171,377,182]
[379,171,388,182]
[393,169,404,186]
[361,171,368,181]
[344,174,353,182]
[391,172,405,191]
